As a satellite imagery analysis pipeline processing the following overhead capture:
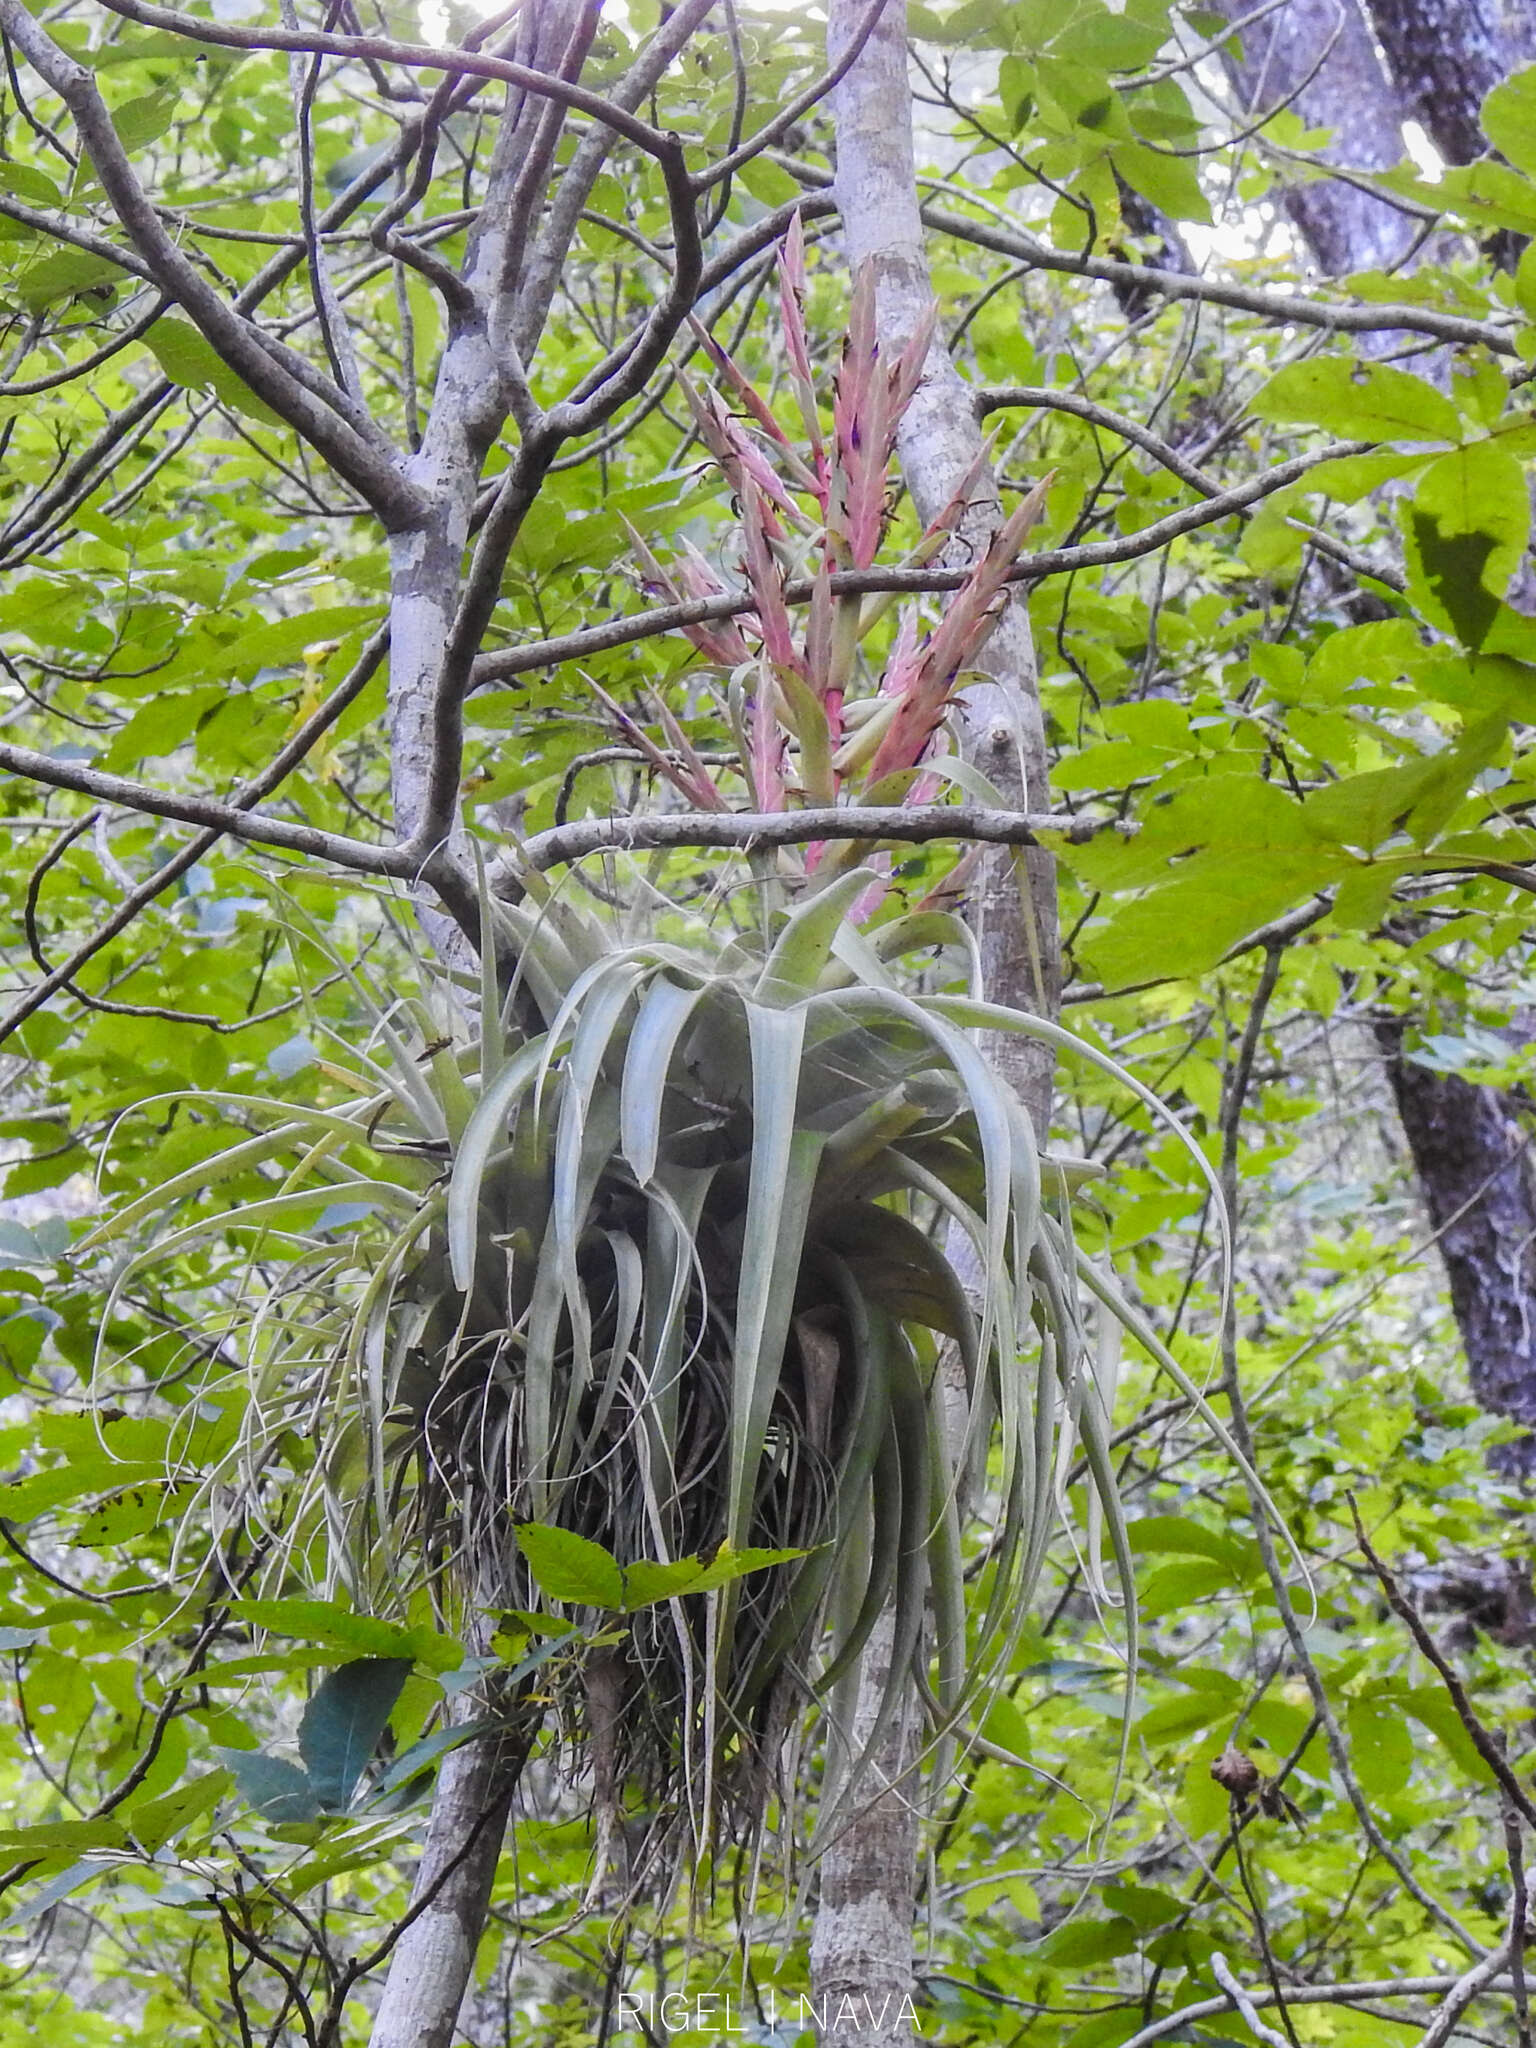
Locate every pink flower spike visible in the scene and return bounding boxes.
[781,210,808,299]
[749,662,789,815]
[889,302,937,421]
[777,219,827,500]
[720,410,804,533]
[880,611,922,698]
[580,673,725,813]
[805,560,834,705]
[738,472,801,675]
[650,688,729,813]
[916,429,1001,558]
[676,542,754,668]
[688,314,794,452]
[860,474,1054,786]
[851,863,890,925]
[620,514,683,608]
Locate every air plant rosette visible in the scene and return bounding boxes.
[80,230,1282,1891]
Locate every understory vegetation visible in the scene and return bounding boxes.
[1,1,1536,2045]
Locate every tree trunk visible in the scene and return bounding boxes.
[1365,0,1531,166]
[365,1717,526,2048]
[818,5,1059,2040]
[1376,1021,1536,1476]
[1210,0,1415,272]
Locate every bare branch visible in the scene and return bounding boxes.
[0,0,426,529]
[925,201,1519,357]
[770,151,1517,355]
[1116,1976,1517,2048]
[1349,1498,1536,1831]
[514,0,718,359]
[91,0,689,164]
[0,629,391,1045]
[518,803,1118,872]
[0,735,409,874]
[0,192,155,281]
[1210,1956,1292,2048]
[979,385,1224,495]
[1410,1943,1516,2048]
[692,0,891,194]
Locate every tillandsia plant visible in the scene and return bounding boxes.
[81,869,1277,1887]
[74,240,1286,1891]
[610,223,1052,893]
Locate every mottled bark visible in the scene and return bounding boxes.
[817,4,1060,2041]
[830,0,1058,1133]
[371,6,599,2034]
[1210,0,1415,272]
[1376,1020,1536,1475]
[367,1712,527,2048]
[807,1611,924,2048]
[1365,0,1531,166]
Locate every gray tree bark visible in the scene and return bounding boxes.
[1209,0,1416,272]
[366,1714,526,2048]
[817,5,1060,2042]
[1376,1021,1536,1476]
[1365,0,1534,166]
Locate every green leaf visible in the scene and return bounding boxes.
[1481,64,1536,179]
[370,1719,502,1800]
[143,315,283,425]
[1252,359,1463,444]
[0,1859,116,1932]
[1346,1694,1414,1800]
[1138,1558,1242,1617]
[1126,1517,1246,1567]
[125,1770,232,1852]
[0,1819,127,1851]
[110,87,180,151]
[1099,1882,1184,1929]
[1403,442,1532,649]
[217,1749,321,1823]
[16,246,129,310]
[513,1524,626,1608]
[228,1598,462,1673]
[1034,1916,1137,1966]
[620,1543,805,1611]
[1113,141,1211,224]
[1398,1686,1498,1786]
[1302,719,1505,855]
[298,1659,413,1809]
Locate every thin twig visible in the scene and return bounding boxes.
[1348,1499,1536,1832]
[1211,1954,1292,2048]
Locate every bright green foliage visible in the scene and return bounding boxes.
[0,1,1535,2044]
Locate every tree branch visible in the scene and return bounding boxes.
[517,803,1116,871]
[469,436,1400,690]
[692,0,891,193]
[0,628,391,1046]
[771,150,1517,355]
[979,385,1225,495]
[0,0,425,529]
[91,0,687,162]
[1348,1498,1536,1831]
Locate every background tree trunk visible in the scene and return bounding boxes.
[1209,0,1415,271]
[1376,1021,1536,1476]
[1208,0,1536,1464]
[1364,0,1533,165]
